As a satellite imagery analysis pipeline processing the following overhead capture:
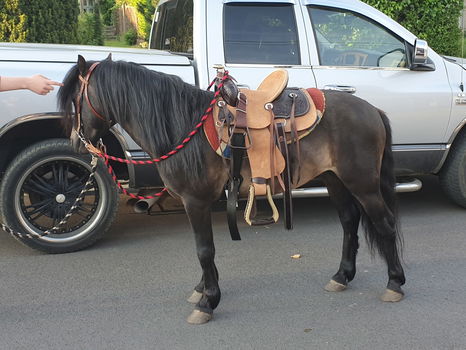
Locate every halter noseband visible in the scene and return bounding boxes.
[73,61,112,155]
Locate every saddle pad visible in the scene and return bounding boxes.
[307,88,326,114]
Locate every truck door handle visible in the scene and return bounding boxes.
[323,85,357,94]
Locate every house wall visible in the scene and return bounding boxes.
[79,0,96,13]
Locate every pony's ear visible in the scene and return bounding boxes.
[106,53,112,61]
[77,55,87,76]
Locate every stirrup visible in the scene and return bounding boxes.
[244,184,279,226]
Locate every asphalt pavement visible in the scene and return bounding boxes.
[1,175,465,350]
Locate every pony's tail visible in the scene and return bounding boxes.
[360,109,403,258]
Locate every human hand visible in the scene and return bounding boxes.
[26,74,63,95]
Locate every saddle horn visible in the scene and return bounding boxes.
[219,76,239,107]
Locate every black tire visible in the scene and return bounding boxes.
[0,139,119,253]
[439,135,466,208]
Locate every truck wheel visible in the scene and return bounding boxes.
[0,139,119,253]
[439,136,466,208]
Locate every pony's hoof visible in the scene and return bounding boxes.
[324,279,347,292]
[380,289,404,302]
[187,290,203,304]
[187,310,213,325]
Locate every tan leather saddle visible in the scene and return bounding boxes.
[205,69,324,238]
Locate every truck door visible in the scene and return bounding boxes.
[205,0,317,90]
[303,3,453,146]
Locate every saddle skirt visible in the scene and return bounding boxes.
[204,69,325,199]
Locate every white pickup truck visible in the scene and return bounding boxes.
[1,0,465,253]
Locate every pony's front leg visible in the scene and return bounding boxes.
[183,198,220,324]
[187,264,219,304]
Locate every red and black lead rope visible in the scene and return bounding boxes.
[94,71,230,200]
[105,72,229,165]
[101,72,230,197]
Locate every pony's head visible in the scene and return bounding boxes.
[58,54,114,154]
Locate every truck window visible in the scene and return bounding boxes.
[309,6,407,68]
[224,3,300,65]
[150,0,193,57]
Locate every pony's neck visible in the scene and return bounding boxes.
[117,81,214,159]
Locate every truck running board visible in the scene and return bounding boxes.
[133,178,423,213]
[273,178,422,198]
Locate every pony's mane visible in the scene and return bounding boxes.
[58,59,215,180]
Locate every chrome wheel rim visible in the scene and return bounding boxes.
[14,156,108,243]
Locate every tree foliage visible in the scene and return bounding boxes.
[77,4,104,46]
[135,0,157,41]
[0,0,79,43]
[100,0,116,26]
[362,0,464,56]
[0,0,27,42]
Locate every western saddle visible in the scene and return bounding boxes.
[204,66,324,240]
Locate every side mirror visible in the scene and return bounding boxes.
[413,39,428,65]
[411,39,435,71]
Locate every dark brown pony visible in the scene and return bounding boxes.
[58,56,405,324]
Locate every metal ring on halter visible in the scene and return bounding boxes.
[264,102,274,110]
[217,100,226,107]
[97,138,106,153]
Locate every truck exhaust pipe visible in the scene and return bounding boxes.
[133,197,159,213]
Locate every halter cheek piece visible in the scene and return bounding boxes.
[74,61,112,155]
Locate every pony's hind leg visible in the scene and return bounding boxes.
[322,173,360,292]
[354,191,405,302]
[183,198,220,324]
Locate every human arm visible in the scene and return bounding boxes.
[0,74,63,95]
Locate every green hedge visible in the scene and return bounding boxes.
[0,0,79,43]
[363,0,463,56]
[77,7,104,46]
